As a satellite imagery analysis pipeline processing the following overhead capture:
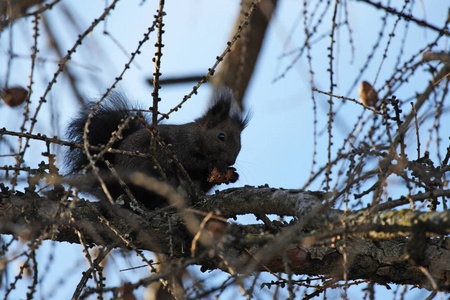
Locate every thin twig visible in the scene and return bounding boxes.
[313,89,382,115]
[411,102,421,159]
[151,0,165,126]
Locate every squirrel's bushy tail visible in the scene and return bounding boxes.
[65,92,143,174]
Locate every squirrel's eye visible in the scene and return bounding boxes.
[218,132,226,141]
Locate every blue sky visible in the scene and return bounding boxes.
[1,0,449,298]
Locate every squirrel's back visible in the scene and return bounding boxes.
[66,92,143,174]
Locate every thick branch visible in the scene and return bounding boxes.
[0,186,449,290]
[423,51,450,63]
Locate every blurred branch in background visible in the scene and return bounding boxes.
[213,0,278,109]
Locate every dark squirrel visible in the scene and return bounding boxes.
[66,89,248,208]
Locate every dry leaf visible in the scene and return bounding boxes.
[358,81,378,108]
[1,86,29,107]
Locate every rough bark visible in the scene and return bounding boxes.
[0,185,449,291]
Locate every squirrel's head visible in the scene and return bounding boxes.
[194,88,248,171]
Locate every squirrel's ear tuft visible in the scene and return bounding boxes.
[213,87,235,107]
[196,87,248,129]
[214,87,249,130]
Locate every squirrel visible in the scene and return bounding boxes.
[65,89,248,209]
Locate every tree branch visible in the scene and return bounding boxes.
[358,0,450,37]
[0,186,449,290]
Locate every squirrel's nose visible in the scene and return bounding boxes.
[226,158,236,166]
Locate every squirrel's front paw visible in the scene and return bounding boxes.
[227,167,239,183]
[207,166,239,184]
